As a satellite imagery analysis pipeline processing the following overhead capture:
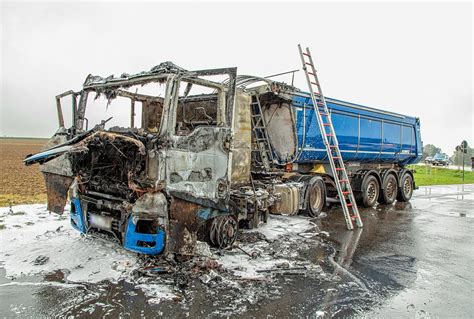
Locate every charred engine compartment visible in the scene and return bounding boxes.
[68,130,163,242]
[71,130,152,201]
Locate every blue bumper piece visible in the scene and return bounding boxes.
[124,216,166,255]
[70,198,87,234]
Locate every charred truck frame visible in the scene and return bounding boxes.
[25,61,422,256]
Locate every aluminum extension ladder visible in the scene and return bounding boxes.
[298,44,363,230]
[250,94,274,170]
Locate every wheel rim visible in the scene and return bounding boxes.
[367,180,378,205]
[403,176,412,197]
[386,177,397,201]
[310,183,322,211]
[210,216,237,248]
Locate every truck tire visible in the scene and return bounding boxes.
[397,173,414,202]
[304,177,326,217]
[361,175,379,207]
[378,173,398,205]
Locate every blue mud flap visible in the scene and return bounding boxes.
[70,198,87,234]
[124,215,166,255]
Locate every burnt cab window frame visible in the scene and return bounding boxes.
[169,76,227,137]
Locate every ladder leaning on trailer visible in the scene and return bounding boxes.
[298,44,363,230]
[250,94,274,171]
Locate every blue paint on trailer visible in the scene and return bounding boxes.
[292,95,422,165]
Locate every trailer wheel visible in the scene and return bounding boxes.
[304,177,326,217]
[397,173,414,202]
[361,175,379,207]
[378,174,398,205]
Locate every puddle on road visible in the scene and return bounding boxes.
[414,184,473,218]
[417,184,473,201]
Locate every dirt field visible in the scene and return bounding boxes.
[0,138,48,206]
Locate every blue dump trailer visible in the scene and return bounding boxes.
[24,62,422,256]
[292,96,422,165]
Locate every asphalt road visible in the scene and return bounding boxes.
[325,184,473,318]
[0,184,472,318]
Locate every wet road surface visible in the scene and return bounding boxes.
[0,184,472,318]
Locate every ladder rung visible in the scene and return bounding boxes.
[333,156,341,158]
[303,52,311,57]
[305,62,313,66]
[341,191,349,194]
[326,133,333,136]
[339,179,349,183]
[308,72,316,76]
[320,112,328,116]
[323,123,331,126]
[311,81,319,86]
[336,168,344,171]
[346,203,353,207]
[329,145,337,148]
[313,92,321,96]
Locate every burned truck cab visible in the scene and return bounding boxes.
[26,62,261,256]
[25,60,422,256]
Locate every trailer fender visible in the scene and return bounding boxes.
[351,170,382,193]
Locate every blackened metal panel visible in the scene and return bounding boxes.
[166,127,230,207]
[168,198,203,256]
[43,172,73,214]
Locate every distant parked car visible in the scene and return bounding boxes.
[424,156,433,164]
[432,153,449,166]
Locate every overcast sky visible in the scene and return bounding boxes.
[1,1,472,154]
